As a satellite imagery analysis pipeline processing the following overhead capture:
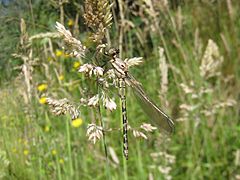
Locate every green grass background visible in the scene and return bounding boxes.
[0,0,239,179]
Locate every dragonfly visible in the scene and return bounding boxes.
[105,49,174,160]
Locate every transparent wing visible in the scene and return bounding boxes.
[125,73,174,133]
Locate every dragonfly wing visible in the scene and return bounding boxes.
[126,73,174,133]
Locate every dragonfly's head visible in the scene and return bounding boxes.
[103,48,119,58]
[108,48,119,57]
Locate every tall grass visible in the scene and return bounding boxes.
[0,0,239,179]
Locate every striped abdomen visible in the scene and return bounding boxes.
[119,78,128,159]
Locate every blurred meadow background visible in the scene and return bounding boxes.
[0,0,239,179]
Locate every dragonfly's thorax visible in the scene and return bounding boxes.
[110,58,128,78]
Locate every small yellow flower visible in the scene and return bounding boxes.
[52,150,57,155]
[73,61,81,69]
[55,49,64,57]
[39,97,47,104]
[59,158,64,164]
[23,150,29,156]
[59,75,64,81]
[67,19,74,26]
[71,118,83,128]
[44,126,50,132]
[37,84,48,92]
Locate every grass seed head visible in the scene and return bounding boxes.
[200,39,223,79]
[55,22,86,58]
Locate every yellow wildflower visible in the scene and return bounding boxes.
[55,49,64,57]
[37,84,48,92]
[59,158,64,164]
[73,61,81,69]
[23,150,29,156]
[52,150,57,155]
[39,97,47,104]
[59,75,64,81]
[71,118,83,128]
[67,19,74,26]
[44,126,50,132]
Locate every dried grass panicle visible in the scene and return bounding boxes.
[46,97,80,120]
[14,19,36,103]
[83,0,113,42]
[179,83,194,94]
[150,150,175,180]
[153,0,169,12]
[78,63,104,77]
[132,129,148,139]
[142,0,159,18]
[179,104,199,112]
[87,93,117,111]
[55,22,86,58]
[213,99,237,109]
[29,32,60,42]
[124,57,143,67]
[158,47,168,95]
[177,37,232,122]
[200,39,223,79]
[87,95,100,107]
[86,123,103,144]
[131,123,157,140]
[178,97,237,122]
[150,151,176,164]
[103,97,117,111]
[84,0,113,29]
[131,0,168,33]
[177,39,235,122]
[77,56,118,111]
[20,18,29,48]
[140,123,157,132]
[108,147,120,165]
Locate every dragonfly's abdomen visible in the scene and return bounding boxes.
[119,78,128,159]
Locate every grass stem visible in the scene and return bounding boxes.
[66,118,74,177]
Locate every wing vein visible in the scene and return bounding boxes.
[126,73,174,133]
